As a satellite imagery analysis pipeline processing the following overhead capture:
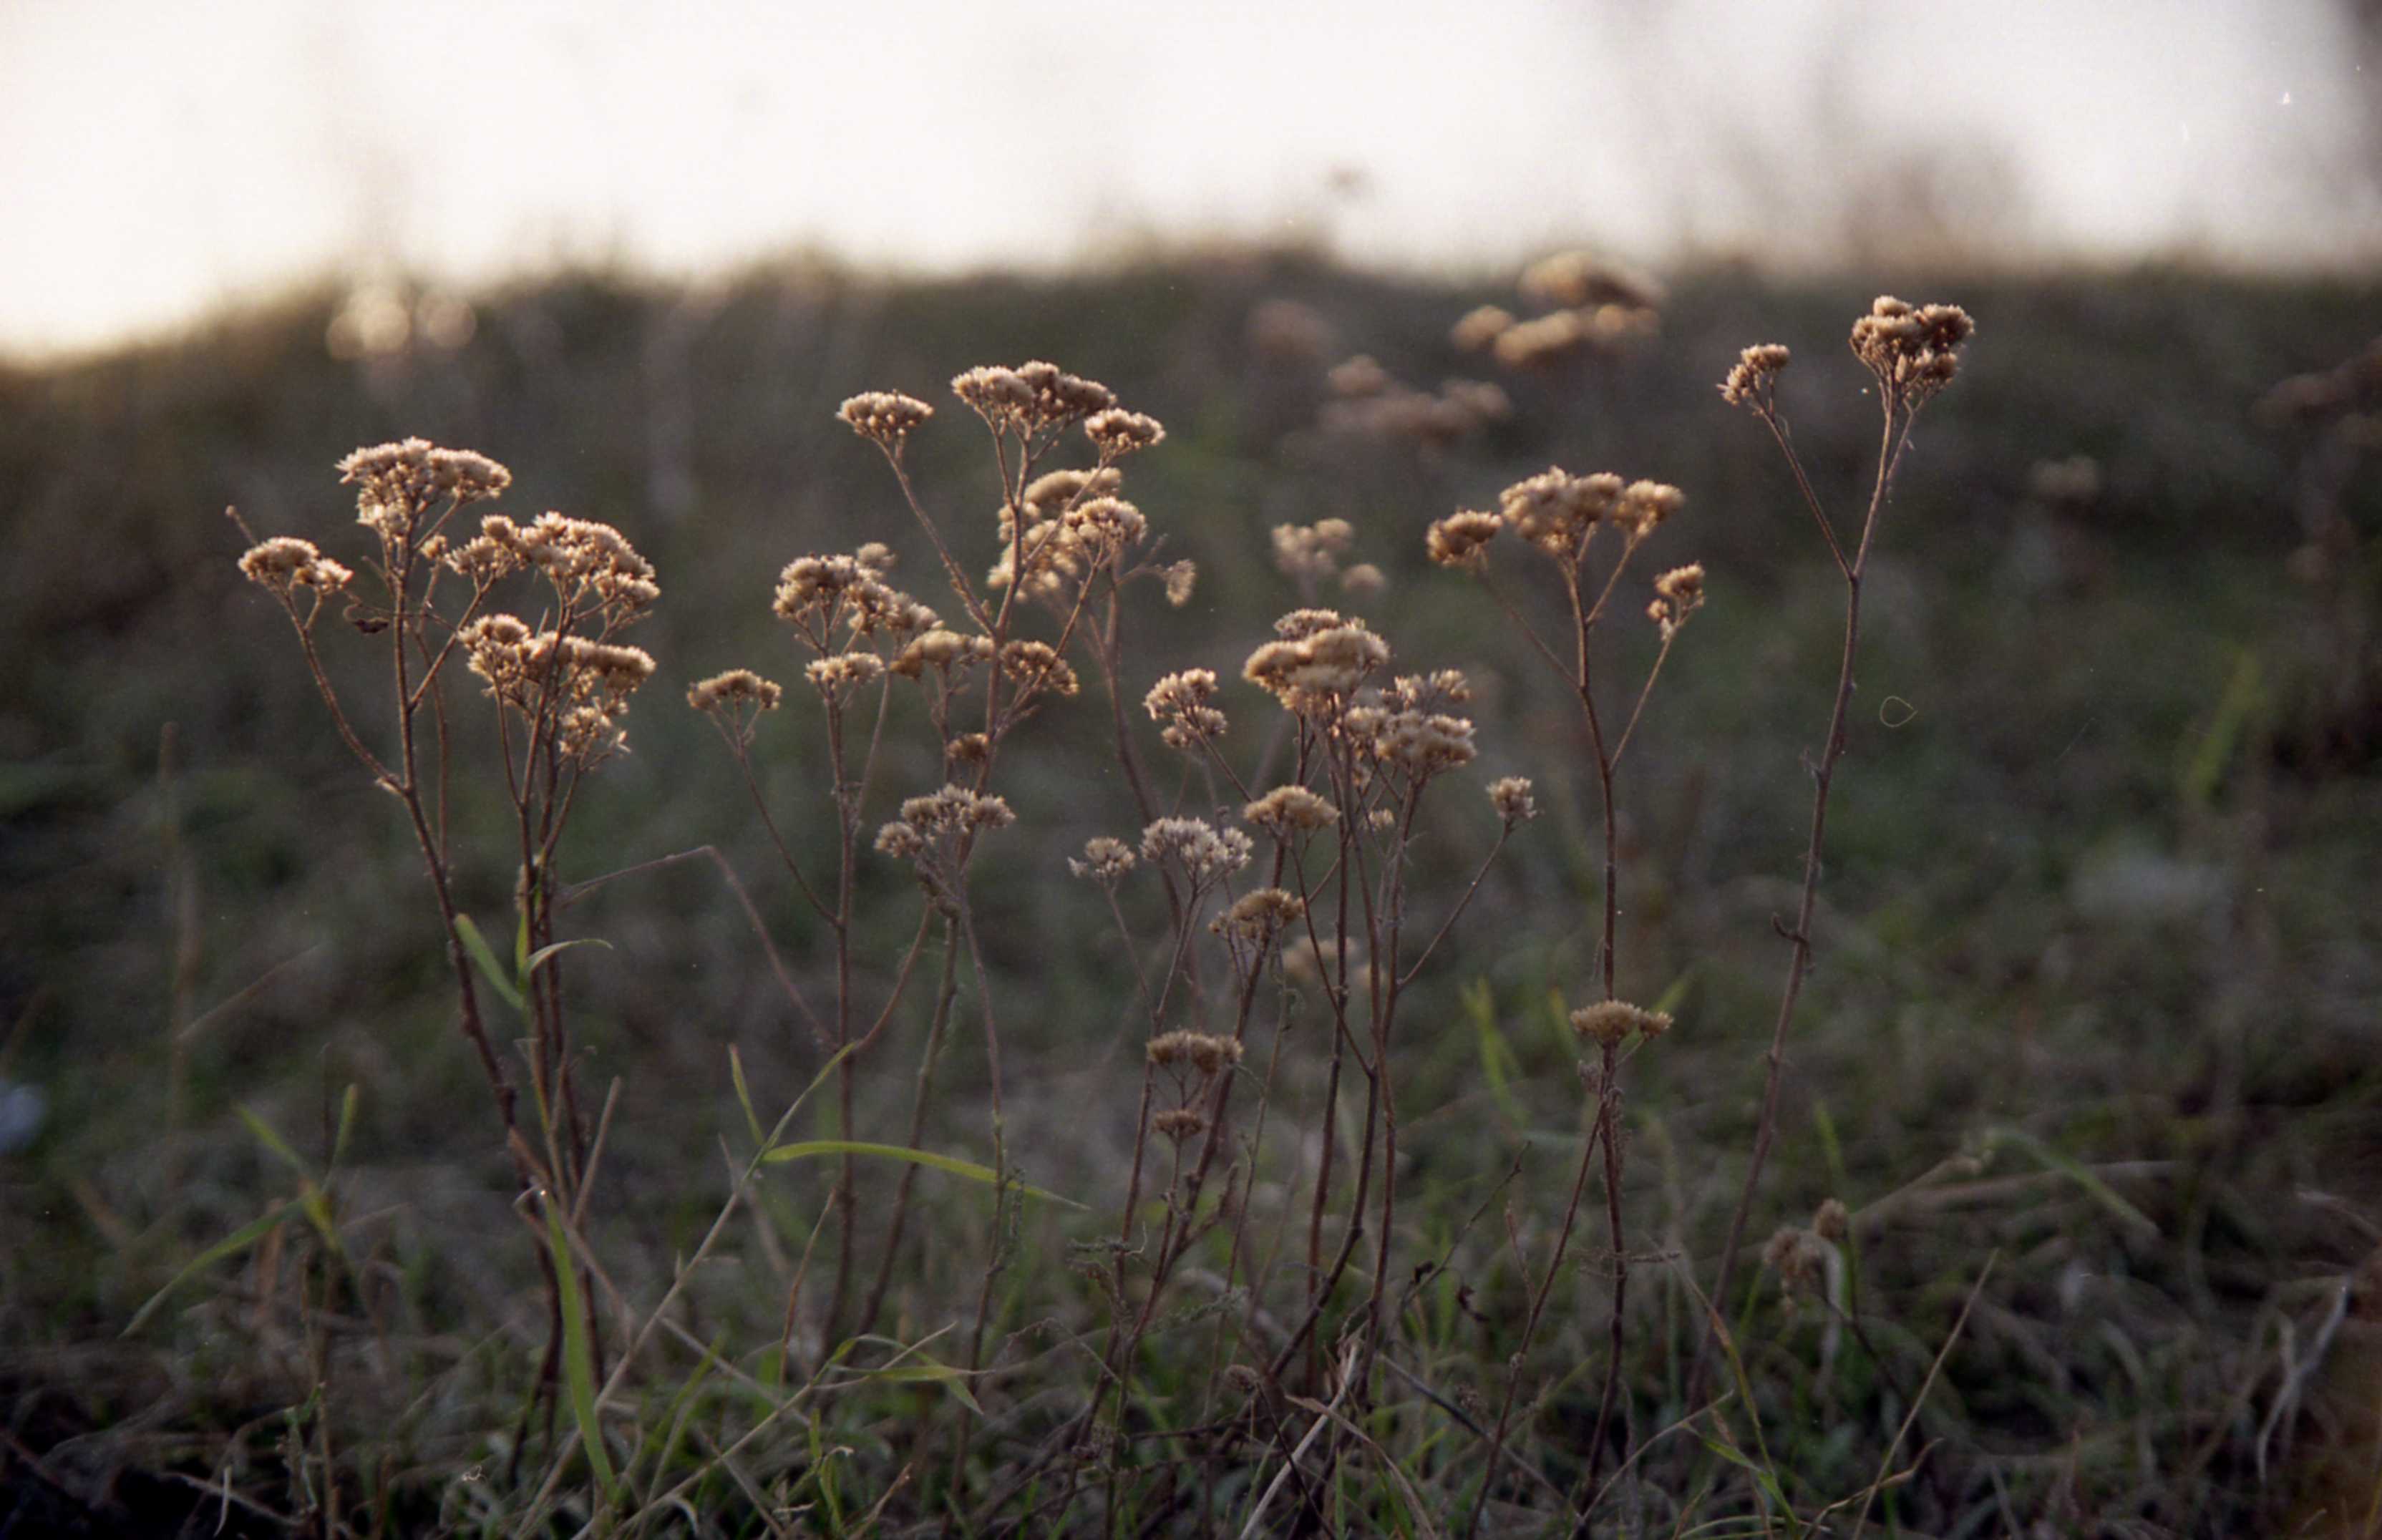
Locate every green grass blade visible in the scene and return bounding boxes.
[452,913,524,1013]
[543,1196,620,1503]
[830,1357,984,1415]
[234,1105,315,1181]
[124,1202,300,1336]
[329,1084,361,1170]
[727,1046,765,1148]
[759,1140,1083,1208]
[1988,1125,2159,1237]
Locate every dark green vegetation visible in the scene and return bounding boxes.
[2,254,2378,1535]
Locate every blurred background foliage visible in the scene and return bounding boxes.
[2,251,2379,1531]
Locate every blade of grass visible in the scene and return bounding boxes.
[759,1140,1084,1209]
[543,1194,620,1504]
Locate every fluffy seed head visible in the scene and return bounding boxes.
[1426,510,1504,568]
[1244,784,1339,839]
[1719,343,1792,408]
[1069,836,1137,883]
[1648,563,1706,640]
[1568,1000,1673,1047]
[1488,776,1539,825]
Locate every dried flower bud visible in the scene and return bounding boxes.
[1813,1198,1851,1243]
[1762,1227,1829,1297]
[837,391,935,448]
[1487,776,1538,825]
[1164,560,1199,608]
[1243,785,1339,838]
[1069,836,1137,883]
[1568,1000,1673,1047]
[688,668,784,714]
[1085,409,1165,458]
[1451,305,1516,351]
[1426,510,1504,568]
[1719,343,1791,408]
[1153,1107,1209,1141]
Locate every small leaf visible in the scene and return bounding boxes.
[525,937,613,976]
[759,1140,1083,1208]
[453,914,524,1012]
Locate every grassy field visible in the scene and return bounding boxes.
[1,251,2378,1536]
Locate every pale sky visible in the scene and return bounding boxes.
[1,0,2374,359]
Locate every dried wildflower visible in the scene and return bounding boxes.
[688,668,784,714]
[238,537,356,597]
[952,365,1033,430]
[1001,639,1080,697]
[806,652,888,698]
[1243,784,1338,838]
[1328,355,1391,398]
[901,784,1016,834]
[1376,710,1477,775]
[510,512,660,619]
[1518,250,1666,311]
[891,627,996,678]
[1613,479,1684,537]
[1426,510,1504,568]
[1163,560,1199,608]
[1813,1198,1851,1244]
[1062,495,1148,560]
[1153,1108,1209,1141]
[1849,297,1975,406]
[1648,563,1706,640]
[1761,1227,1828,1297]
[1017,361,1117,429]
[1148,1030,1243,1076]
[1023,467,1122,514]
[1248,298,1334,361]
[1140,817,1253,884]
[1368,806,1398,831]
[1215,887,1305,942]
[875,821,924,859]
[1451,305,1517,351]
[1245,621,1391,708]
[1487,776,1538,825]
[461,617,656,766]
[1069,835,1137,883]
[1499,468,1622,557]
[837,391,935,449]
[1273,608,1346,640]
[1145,668,1228,751]
[1719,343,1792,409]
[337,438,513,547]
[945,731,990,766]
[1568,1000,1673,1047]
[774,552,903,638]
[1271,520,1356,584]
[1085,409,1165,458]
[1340,562,1386,598]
